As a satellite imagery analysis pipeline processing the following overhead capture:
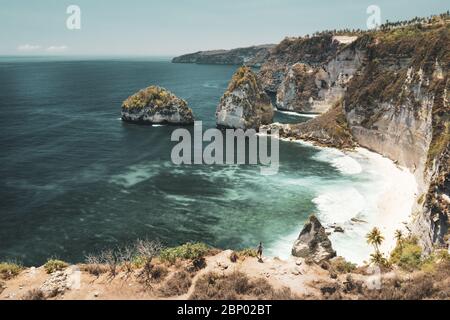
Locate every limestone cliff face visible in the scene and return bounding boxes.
[343,23,450,252]
[216,66,274,130]
[258,34,345,93]
[276,44,364,113]
[122,86,194,125]
[172,44,275,67]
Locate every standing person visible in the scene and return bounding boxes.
[257,242,263,262]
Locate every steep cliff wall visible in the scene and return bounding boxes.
[344,22,450,251]
[276,41,364,113]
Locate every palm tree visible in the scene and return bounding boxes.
[370,251,387,266]
[366,227,384,253]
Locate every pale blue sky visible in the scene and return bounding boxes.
[0,0,448,56]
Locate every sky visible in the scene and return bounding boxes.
[0,0,448,56]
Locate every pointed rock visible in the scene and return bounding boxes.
[292,215,336,263]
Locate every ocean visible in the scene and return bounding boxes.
[0,57,414,266]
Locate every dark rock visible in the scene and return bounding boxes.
[292,215,337,263]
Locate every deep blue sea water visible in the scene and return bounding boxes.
[0,57,373,265]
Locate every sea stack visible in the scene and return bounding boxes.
[122,86,194,125]
[216,66,274,130]
[292,215,337,263]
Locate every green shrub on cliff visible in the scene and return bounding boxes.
[227,66,259,93]
[237,248,259,258]
[159,242,211,264]
[421,249,450,273]
[0,262,24,280]
[389,237,423,271]
[122,86,180,110]
[44,259,69,274]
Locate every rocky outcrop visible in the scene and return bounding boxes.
[263,101,356,149]
[122,86,194,125]
[216,66,274,130]
[292,215,336,262]
[172,44,275,67]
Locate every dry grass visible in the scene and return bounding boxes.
[189,271,299,300]
[21,289,46,300]
[158,271,192,297]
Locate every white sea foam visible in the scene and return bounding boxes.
[275,109,319,118]
[313,149,362,175]
[266,144,417,265]
[109,162,165,187]
[313,187,366,224]
[320,148,417,264]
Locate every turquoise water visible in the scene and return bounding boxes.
[0,57,366,265]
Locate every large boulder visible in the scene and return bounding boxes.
[292,215,336,262]
[216,66,274,130]
[122,86,194,125]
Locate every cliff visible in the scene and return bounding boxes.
[172,44,275,67]
[264,15,450,252]
[216,66,274,129]
[343,21,450,252]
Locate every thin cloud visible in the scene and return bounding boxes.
[17,44,41,52]
[46,45,68,53]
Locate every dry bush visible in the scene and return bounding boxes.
[135,239,163,288]
[229,252,239,263]
[362,274,436,300]
[362,255,450,300]
[100,249,119,279]
[149,265,169,283]
[83,254,108,277]
[158,271,192,297]
[117,245,136,275]
[190,271,299,300]
[330,257,357,274]
[186,257,207,273]
[21,289,46,300]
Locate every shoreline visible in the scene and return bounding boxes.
[265,135,418,265]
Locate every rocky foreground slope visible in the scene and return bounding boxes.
[262,15,450,252]
[2,243,449,300]
[172,44,275,67]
